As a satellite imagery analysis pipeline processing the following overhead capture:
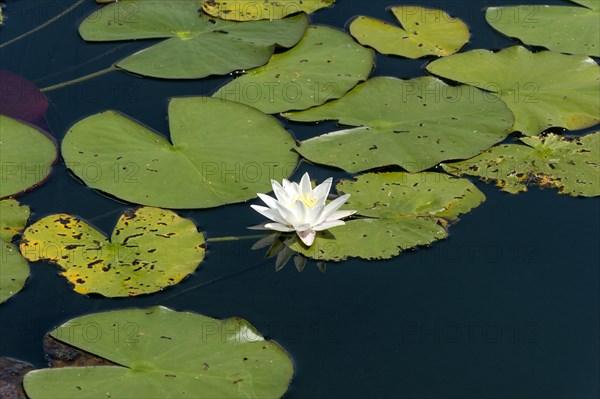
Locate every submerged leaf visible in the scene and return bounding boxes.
[486,2,600,57]
[0,70,49,127]
[213,25,374,113]
[289,172,485,261]
[350,6,469,58]
[20,207,206,297]
[24,307,295,399]
[79,0,308,78]
[443,132,600,197]
[426,46,600,136]
[61,97,297,209]
[0,115,57,198]
[0,199,30,304]
[0,357,34,399]
[202,0,334,21]
[285,76,514,173]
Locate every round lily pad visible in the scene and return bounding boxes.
[24,306,295,399]
[350,6,470,58]
[19,207,206,297]
[289,172,486,261]
[213,25,374,114]
[0,199,30,304]
[442,132,600,197]
[285,76,514,173]
[79,0,308,79]
[426,46,600,136]
[0,115,57,198]
[61,97,298,209]
[202,0,334,21]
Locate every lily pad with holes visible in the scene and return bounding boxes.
[289,172,485,261]
[486,1,600,57]
[0,199,30,304]
[213,25,374,114]
[0,115,57,198]
[284,76,514,173]
[23,306,295,399]
[79,0,308,79]
[61,97,297,209]
[442,132,600,197]
[350,6,469,58]
[19,207,205,297]
[202,0,334,21]
[426,46,600,136]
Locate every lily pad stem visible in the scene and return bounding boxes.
[40,65,118,93]
[207,234,267,243]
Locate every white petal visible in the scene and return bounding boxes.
[313,220,345,231]
[271,180,291,203]
[299,172,312,193]
[257,193,279,210]
[248,223,270,230]
[326,210,357,221]
[251,205,287,224]
[275,202,299,226]
[264,223,296,232]
[297,229,316,246]
[318,194,351,224]
[313,177,332,206]
[292,200,309,225]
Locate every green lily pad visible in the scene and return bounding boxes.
[350,6,469,58]
[202,0,334,21]
[442,132,600,197]
[0,115,57,198]
[213,25,374,114]
[285,76,514,173]
[426,46,600,136]
[486,1,600,57]
[289,172,485,261]
[24,306,295,399]
[19,207,205,297]
[61,97,297,209]
[79,0,308,79]
[0,199,30,304]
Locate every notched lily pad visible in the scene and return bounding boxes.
[213,25,374,114]
[19,207,206,297]
[202,0,334,21]
[285,76,514,173]
[0,199,31,304]
[80,0,308,78]
[443,132,600,197]
[61,97,297,209]
[350,6,469,58]
[426,46,600,136]
[289,172,485,261]
[24,306,295,399]
[0,115,57,198]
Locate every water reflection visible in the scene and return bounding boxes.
[251,233,327,273]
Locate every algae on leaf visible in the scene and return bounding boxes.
[20,207,206,297]
[79,0,308,79]
[202,0,334,21]
[350,6,469,58]
[426,46,600,136]
[286,76,514,173]
[213,25,374,114]
[0,199,30,304]
[289,172,485,261]
[24,307,295,399]
[443,132,600,197]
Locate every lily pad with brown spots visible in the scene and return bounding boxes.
[0,199,31,304]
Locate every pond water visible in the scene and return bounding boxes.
[1,0,599,398]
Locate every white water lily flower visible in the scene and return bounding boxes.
[251,173,356,246]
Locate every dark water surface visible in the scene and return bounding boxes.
[1,1,599,398]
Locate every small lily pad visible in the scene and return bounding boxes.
[61,97,297,209]
[426,46,600,136]
[442,132,600,197]
[80,0,308,79]
[19,207,206,297]
[213,25,374,114]
[289,172,485,261]
[0,199,30,304]
[350,6,469,58]
[285,76,514,173]
[486,1,600,57]
[0,115,57,198]
[24,306,295,399]
[202,0,334,21]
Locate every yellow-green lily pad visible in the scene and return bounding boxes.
[19,207,205,297]
[350,6,469,58]
[202,0,334,21]
[442,132,600,197]
[0,199,30,304]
